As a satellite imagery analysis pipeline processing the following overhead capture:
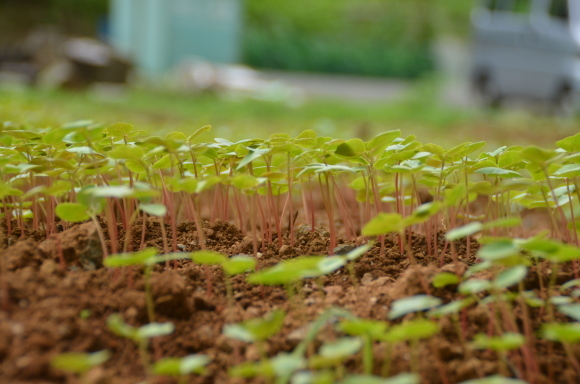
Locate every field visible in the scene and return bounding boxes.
[1,81,578,147]
[1,85,580,384]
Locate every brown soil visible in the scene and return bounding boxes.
[0,219,578,384]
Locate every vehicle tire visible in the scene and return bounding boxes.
[475,74,502,110]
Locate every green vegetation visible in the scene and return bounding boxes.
[1,85,578,149]
[245,0,472,77]
[3,116,580,382]
[1,1,471,77]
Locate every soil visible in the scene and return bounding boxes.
[0,218,578,384]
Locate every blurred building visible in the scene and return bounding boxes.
[109,0,243,76]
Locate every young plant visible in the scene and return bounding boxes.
[223,309,286,360]
[471,332,525,377]
[229,352,306,383]
[106,314,175,376]
[248,256,326,303]
[458,376,528,384]
[338,318,388,375]
[152,354,211,384]
[384,295,442,375]
[380,319,440,376]
[309,337,362,380]
[55,186,108,258]
[362,202,440,263]
[340,373,419,384]
[191,250,256,309]
[51,350,110,383]
[104,248,190,322]
[542,322,580,375]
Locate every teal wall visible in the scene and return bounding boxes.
[110,0,242,76]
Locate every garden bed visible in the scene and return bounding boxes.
[1,123,580,384]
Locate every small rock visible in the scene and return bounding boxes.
[39,259,58,276]
[241,236,256,249]
[367,276,394,288]
[256,252,263,258]
[192,293,216,311]
[288,324,313,341]
[304,297,317,306]
[195,325,215,348]
[216,334,235,353]
[324,285,343,305]
[245,306,261,317]
[361,272,374,286]
[278,245,293,256]
[297,225,313,237]
[124,307,139,321]
[37,222,103,270]
[84,366,108,384]
[245,344,261,361]
[234,292,244,300]
[323,285,343,295]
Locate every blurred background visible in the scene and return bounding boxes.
[0,0,577,147]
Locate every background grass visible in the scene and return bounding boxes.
[0,80,578,149]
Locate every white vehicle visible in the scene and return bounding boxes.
[471,0,580,113]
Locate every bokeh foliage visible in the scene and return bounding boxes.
[1,0,472,78]
[244,0,435,78]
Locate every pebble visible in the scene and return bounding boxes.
[245,344,265,361]
[245,306,261,317]
[278,245,293,256]
[215,334,234,353]
[241,236,256,249]
[361,272,374,286]
[39,259,58,276]
[192,293,216,311]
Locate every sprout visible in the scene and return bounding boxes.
[152,354,211,383]
[51,350,110,377]
[107,314,174,374]
[192,250,255,311]
[105,248,190,322]
[388,295,442,320]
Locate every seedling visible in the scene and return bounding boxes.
[223,309,286,361]
[191,250,225,297]
[338,318,388,375]
[191,250,255,309]
[107,314,175,375]
[542,322,580,375]
[51,350,110,383]
[104,248,190,322]
[248,256,326,305]
[229,352,306,383]
[472,333,525,376]
[388,295,442,320]
[458,376,528,384]
[152,354,211,384]
[340,373,419,384]
[5,121,580,382]
[380,319,440,375]
[309,337,362,380]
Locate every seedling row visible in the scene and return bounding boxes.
[1,121,580,384]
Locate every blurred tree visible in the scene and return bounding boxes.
[243,0,472,77]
